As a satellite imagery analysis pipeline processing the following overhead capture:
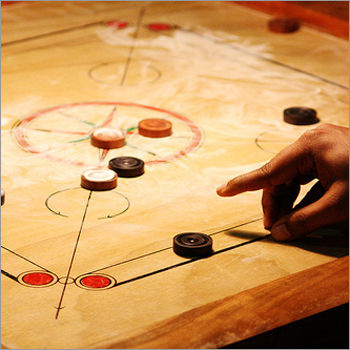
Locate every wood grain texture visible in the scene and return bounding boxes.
[1,2,348,348]
[234,1,349,39]
[108,256,349,349]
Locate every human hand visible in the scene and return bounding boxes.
[216,124,349,241]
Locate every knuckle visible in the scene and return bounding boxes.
[328,187,348,214]
[259,162,273,179]
[258,162,276,187]
[299,128,319,143]
[299,124,336,151]
[316,123,333,131]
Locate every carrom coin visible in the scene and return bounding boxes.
[90,128,126,149]
[109,157,145,178]
[138,118,172,138]
[173,232,213,258]
[81,169,118,191]
[268,17,300,33]
[283,106,319,125]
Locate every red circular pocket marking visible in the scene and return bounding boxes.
[148,23,173,31]
[81,275,111,288]
[106,21,129,29]
[22,272,54,286]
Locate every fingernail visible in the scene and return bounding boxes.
[216,183,227,195]
[271,223,292,241]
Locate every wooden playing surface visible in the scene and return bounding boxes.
[1,2,349,348]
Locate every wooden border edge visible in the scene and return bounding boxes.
[103,256,348,349]
[232,1,349,39]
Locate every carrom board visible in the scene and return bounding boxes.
[1,2,349,349]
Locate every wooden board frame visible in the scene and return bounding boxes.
[1,2,348,348]
[233,1,349,39]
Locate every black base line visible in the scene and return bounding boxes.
[1,21,105,47]
[2,8,346,91]
[212,234,271,255]
[1,269,18,282]
[88,245,170,274]
[1,245,54,273]
[89,217,263,274]
[209,217,262,236]
[2,217,265,296]
[55,190,92,319]
[180,28,348,91]
[113,234,270,288]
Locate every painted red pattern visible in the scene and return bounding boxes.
[14,115,40,153]
[22,272,54,286]
[148,23,173,31]
[14,102,202,166]
[81,275,111,288]
[100,106,117,127]
[106,21,129,29]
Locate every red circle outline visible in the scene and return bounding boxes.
[148,23,174,31]
[106,21,129,29]
[14,102,202,167]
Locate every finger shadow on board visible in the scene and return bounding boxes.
[286,224,349,258]
[223,229,267,241]
[224,227,349,258]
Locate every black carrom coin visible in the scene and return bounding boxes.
[268,17,300,33]
[283,107,319,125]
[1,188,4,206]
[173,232,213,258]
[109,157,145,178]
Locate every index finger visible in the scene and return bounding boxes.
[216,140,308,197]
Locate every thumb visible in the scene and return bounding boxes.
[270,183,348,241]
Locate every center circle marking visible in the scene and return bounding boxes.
[13,102,202,167]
